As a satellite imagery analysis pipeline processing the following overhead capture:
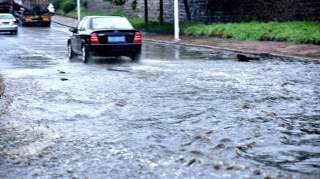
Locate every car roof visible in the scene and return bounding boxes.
[0,13,14,16]
[84,16,126,19]
[80,16,134,30]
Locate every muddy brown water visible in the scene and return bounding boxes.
[0,24,319,178]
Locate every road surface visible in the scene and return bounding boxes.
[0,24,319,178]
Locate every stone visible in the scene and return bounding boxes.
[60,78,69,81]
[58,70,66,74]
[254,168,263,175]
[237,54,259,62]
[281,80,289,87]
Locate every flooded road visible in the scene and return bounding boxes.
[0,24,319,178]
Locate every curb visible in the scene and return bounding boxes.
[52,20,74,28]
[144,39,320,61]
[52,20,319,61]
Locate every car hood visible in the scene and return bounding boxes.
[0,19,14,23]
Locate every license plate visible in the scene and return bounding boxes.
[108,36,125,43]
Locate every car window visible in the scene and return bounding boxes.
[79,18,88,31]
[91,17,134,30]
[0,14,14,19]
[77,18,87,31]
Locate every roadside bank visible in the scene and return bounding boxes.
[52,15,320,60]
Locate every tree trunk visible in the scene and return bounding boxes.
[144,0,149,24]
[159,0,164,24]
[183,0,191,21]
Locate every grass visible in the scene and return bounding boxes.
[182,21,320,44]
[62,8,320,44]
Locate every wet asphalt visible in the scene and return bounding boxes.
[0,24,320,179]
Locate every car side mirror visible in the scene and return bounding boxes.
[69,27,77,33]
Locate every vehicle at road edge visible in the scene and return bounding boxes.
[67,16,142,63]
[0,0,13,13]
[14,0,53,27]
[0,13,18,34]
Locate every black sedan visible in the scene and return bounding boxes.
[67,16,142,63]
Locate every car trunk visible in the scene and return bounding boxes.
[94,30,137,44]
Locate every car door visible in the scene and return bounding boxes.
[75,17,89,53]
[71,18,87,53]
[70,27,79,53]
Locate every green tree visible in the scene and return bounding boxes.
[52,0,63,9]
[62,0,76,14]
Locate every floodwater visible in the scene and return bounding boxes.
[0,24,319,178]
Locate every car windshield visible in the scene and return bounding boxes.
[0,14,14,19]
[91,17,134,30]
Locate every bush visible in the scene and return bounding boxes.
[104,0,126,6]
[52,0,63,10]
[62,0,76,14]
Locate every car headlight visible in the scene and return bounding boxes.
[10,20,18,25]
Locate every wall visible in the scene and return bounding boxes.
[83,0,121,13]
[85,0,320,23]
[123,0,320,23]
[205,0,320,22]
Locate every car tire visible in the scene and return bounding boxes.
[67,42,76,59]
[43,22,51,27]
[81,46,90,63]
[21,22,27,26]
[131,52,141,62]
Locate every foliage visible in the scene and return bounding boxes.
[53,0,76,14]
[52,0,63,9]
[62,0,76,14]
[130,17,173,34]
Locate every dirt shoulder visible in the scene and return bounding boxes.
[52,15,320,60]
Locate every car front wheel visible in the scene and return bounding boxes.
[67,42,75,59]
[11,30,17,35]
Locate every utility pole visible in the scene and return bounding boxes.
[174,0,180,41]
[77,0,81,22]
